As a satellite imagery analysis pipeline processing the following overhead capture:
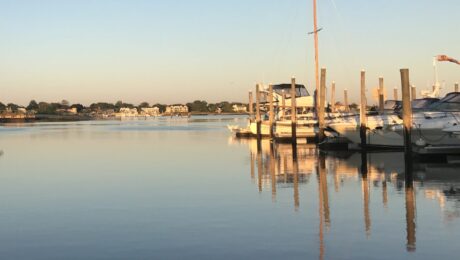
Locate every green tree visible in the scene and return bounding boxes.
[0,102,6,111]
[218,101,233,113]
[187,100,208,112]
[207,103,217,112]
[7,103,20,112]
[70,104,85,112]
[139,102,150,108]
[61,99,70,108]
[152,103,166,113]
[27,100,39,111]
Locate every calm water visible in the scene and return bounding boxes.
[0,116,459,259]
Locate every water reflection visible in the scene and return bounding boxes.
[231,136,460,255]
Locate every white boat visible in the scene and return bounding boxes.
[394,93,460,146]
[229,84,318,138]
[327,113,403,147]
[328,93,460,147]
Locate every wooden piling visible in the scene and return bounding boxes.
[455,82,459,92]
[255,84,262,146]
[282,90,286,119]
[405,184,416,252]
[249,91,254,122]
[331,81,336,112]
[411,85,416,100]
[268,84,275,138]
[291,77,297,145]
[400,69,413,159]
[394,87,398,100]
[318,68,326,142]
[344,89,349,112]
[378,77,385,113]
[360,70,367,148]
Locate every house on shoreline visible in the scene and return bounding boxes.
[164,105,189,116]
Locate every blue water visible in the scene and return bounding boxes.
[0,116,458,259]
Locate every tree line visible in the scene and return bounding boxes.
[0,100,248,114]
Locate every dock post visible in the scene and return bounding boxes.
[255,84,262,150]
[360,70,367,149]
[249,91,254,122]
[344,89,349,112]
[318,68,327,142]
[291,77,297,145]
[268,84,275,139]
[400,69,413,167]
[455,82,459,92]
[411,85,416,100]
[331,81,336,112]
[281,90,286,119]
[394,87,399,100]
[378,77,385,113]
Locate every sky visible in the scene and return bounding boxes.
[0,0,459,106]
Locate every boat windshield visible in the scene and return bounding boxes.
[273,84,309,98]
[427,92,460,111]
[412,98,439,109]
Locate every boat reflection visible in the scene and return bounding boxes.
[230,136,460,255]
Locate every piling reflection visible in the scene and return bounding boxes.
[230,136,460,256]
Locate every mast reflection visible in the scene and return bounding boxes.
[229,136,460,255]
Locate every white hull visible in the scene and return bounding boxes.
[328,115,403,147]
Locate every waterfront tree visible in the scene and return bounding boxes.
[7,103,20,112]
[61,99,70,108]
[139,102,150,108]
[27,100,39,111]
[70,104,85,112]
[187,100,208,112]
[153,103,166,113]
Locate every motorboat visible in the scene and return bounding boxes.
[393,92,460,146]
[327,96,453,147]
[229,83,318,139]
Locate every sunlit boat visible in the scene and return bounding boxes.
[229,83,317,138]
[327,96,449,147]
[393,92,460,146]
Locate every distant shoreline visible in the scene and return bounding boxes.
[0,113,249,124]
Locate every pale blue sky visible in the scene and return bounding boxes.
[0,0,459,105]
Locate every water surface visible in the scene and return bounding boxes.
[0,116,459,259]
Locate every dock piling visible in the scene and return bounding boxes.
[318,68,327,142]
[344,89,349,112]
[255,84,262,149]
[268,84,275,139]
[455,82,459,92]
[249,91,254,122]
[411,85,416,100]
[331,81,336,112]
[400,69,413,162]
[378,77,385,113]
[360,70,367,149]
[291,77,297,145]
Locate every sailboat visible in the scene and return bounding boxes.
[229,0,323,140]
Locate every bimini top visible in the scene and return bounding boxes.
[273,84,310,99]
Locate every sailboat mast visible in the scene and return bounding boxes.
[313,0,320,113]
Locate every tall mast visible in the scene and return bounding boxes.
[313,0,320,114]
